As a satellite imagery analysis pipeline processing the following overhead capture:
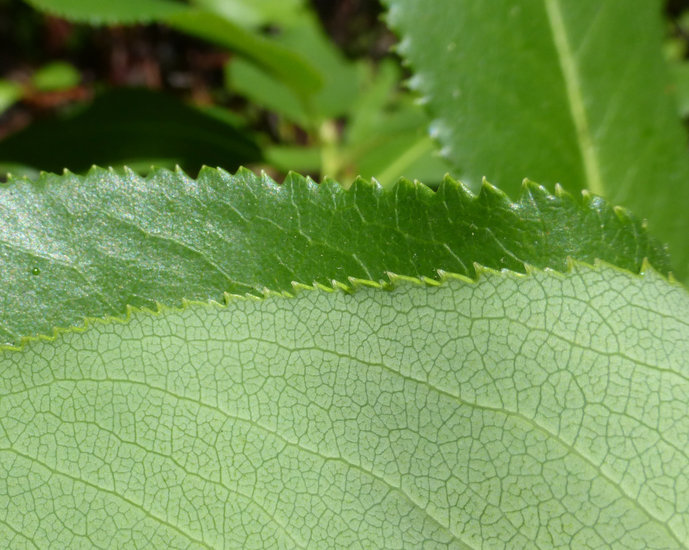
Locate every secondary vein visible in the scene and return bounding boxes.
[544,0,604,196]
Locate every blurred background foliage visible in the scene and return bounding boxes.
[1,0,688,187]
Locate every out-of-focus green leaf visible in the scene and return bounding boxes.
[0,167,671,344]
[264,145,321,173]
[167,9,322,98]
[225,58,309,126]
[190,0,305,28]
[22,1,321,98]
[32,61,80,92]
[345,61,451,186]
[356,133,444,188]
[385,0,689,280]
[0,80,22,114]
[671,62,689,118]
[227,13,362,126]
[276,13,363,119]
[0,88,261,175]
[23,0,189,24]
[346,61,402,144]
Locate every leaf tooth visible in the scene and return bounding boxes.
[347,276,383,290]
[386,272,424,288]
[392,176,435,199]
[198,164,222,182]
[580,188,594,204]
[472,262,488,279]
[436,174,474,200]
[86,165,104,177]
[329,279,350,293]
[222,291,244,305]
[478,177,511,204]
[640,257,654,275]
[283,171,308,188]
[523,263,537,276]
[554,182,567,197]
[259,169,281,189]
[565,256,578,272]
[369,176,383,190]
[290,281,312,293]
[173,164,190,179]
[436,269,471,285]
[232,165,255,180]
[519,178,553,203]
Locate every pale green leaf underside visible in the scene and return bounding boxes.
[384,0,689,280]
[2,263,688,548]
[0,167,670,346]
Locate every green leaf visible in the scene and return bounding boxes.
[165,10,322,98]
[671,61,689,118]
[225,12,362,125]
[384,0,689,279]
[2,262,688,547]
[344,63,451,187]
[0,80,22,115]
[21,1,322,97]
[0,88,261,175]
[31,61,80,92]
[226,57,310,126]
[22,0,190,24]
[190,0,305,29]
[0,167,670,345]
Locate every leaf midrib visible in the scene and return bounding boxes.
[544,0,604,196]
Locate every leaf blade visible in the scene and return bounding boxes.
[0,168,670,345]
[2,263,688,547]
[384,0,689,279]
[23,0,190,24]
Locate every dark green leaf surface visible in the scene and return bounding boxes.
[384,0,689,279]
[0,167,670,345]
[0,88,261,176]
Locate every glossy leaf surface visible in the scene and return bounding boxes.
[0,167,670,344]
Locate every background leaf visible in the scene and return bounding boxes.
[23,0,190,24]
[21,0,322,97]
[189,0,305,29]
[0,88,261,175]
[384,0,689,279]
[31,61,81,92]
[0,167,670,345]
[2,263,688,548]
[166,9,322,97]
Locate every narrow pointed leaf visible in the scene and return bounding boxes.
[0,167,670,345]
[384,0,689,279]
[2,263,688,548]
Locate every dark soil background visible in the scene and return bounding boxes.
[0,0,685,144]
[0,0,390,140]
